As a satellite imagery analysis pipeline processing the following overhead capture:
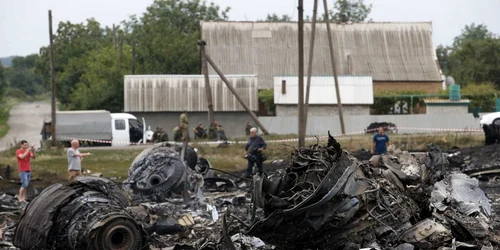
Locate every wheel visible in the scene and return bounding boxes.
[93,218,142,250]
[493,118,500,125]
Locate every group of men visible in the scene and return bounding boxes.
[15,139,91,202]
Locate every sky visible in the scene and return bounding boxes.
[1,0,499,57]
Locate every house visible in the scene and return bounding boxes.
[200,21,443,93]
[124,75,258,137]
[274,76,373,116]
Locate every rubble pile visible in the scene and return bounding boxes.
[1,136,500,249]
[242,134,498,249]
[448,144,500,177]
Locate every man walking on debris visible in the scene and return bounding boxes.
[371,127,390,155]
[67,140,92,181]
[16,140,35,202]
[180,111,189,141]
[244,127,267,176]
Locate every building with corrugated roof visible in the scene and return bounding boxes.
[424,99,470,114]
[274,76,373,116]
[201,21,443,93]
[124,75,258,137]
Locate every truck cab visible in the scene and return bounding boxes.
[111,113,144,145]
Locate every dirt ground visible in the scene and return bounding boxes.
[0,101,50,151]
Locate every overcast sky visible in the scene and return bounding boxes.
[1,0,499,57]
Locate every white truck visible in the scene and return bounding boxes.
[42,110,148,147]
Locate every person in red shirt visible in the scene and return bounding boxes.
[16,140,35,202]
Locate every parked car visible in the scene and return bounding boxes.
[365,122,398,134]
[479,112,500,127]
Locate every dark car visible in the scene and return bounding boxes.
[365,122,398,134]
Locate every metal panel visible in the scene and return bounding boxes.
[274,76,373,105]
[201,21,442,89]
[124,75,258,112]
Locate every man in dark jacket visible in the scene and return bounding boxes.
[244,127,267,176]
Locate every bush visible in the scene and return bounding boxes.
[5,87,28,100]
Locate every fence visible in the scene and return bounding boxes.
[259,113,487,136]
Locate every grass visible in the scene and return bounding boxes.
[0,147,144,189]
[0,132,485,189]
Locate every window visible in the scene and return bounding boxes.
[281,80,286,94]
[115,119,126,130]
[129,119,143,130]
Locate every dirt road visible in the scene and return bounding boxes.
[0,101,51,151]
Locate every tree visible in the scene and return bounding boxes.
[261,13,292,22]
[6,54,45,96]
[436,23,500,88]
[0,63,6,98]
[321,0,372,22]
[453,23,492,47]
[70,45,131,111]
[132,0,230,74]
[33,0,231,112]
[436,45,453,75]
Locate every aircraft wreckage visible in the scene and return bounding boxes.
[5,136,500,249]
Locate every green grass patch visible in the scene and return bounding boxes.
[0,147,144,185]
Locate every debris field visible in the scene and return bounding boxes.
[1,137,500,250]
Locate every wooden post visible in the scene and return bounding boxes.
[112,24,116,50]
[205,55,269,135]
[322,0,346,135]
[199,40,215,126]
[304,0,318,129]
[298,0,305,147]
[119,32,123,68]
[48,10,57,146]
[131,40,136,75]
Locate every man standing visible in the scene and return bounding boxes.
[371,127,390,155]
[245,121,252,136]
[179,111,189,141]
[67,140,92,181]
[244,128,267,176]
[16,140,35,202]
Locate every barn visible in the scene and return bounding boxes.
[124,75,258,137]
[200,21,443,92]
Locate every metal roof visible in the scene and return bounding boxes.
[124,75,258,112]
[201,21,442,89]
[274,76,373,105]
[424,98,470,104]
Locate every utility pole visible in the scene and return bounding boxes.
[131,41,136,75]
[323,0,346,135]
[119,32,123,68]
[48,10,57,146]
[206,55,269,135]
[304,0,318,131]
[298,0,305,147]
[112,24,116,50]
[198,40,215,127]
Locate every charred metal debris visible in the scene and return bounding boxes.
[3,137,500,249]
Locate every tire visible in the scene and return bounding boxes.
[493,118,500,126]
